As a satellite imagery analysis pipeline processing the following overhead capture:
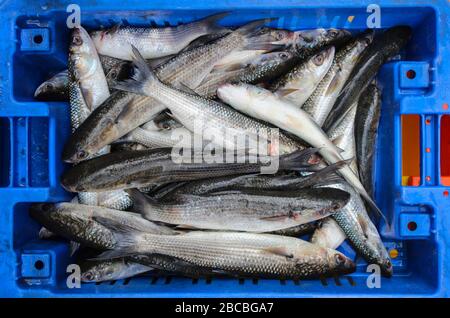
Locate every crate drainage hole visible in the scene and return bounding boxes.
[406,69,416,79]
[408,221,418,231]
[33,35,43,44]
[34,260,44,270]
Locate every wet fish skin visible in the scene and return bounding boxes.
[60,147,319,192]
[34,70,69,101]
[217,82,384,220]
[90,12,229,60]
[355,84,381,197]
[322,26,412,131]
[270,47,335,108]
[80,258,152,282]
[128,187,349,232]
[98,230,356,279]
[302,32,373,127]
[120,126,194,149]
[311,218,346,250]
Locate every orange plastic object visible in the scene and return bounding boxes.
[401,115,421,186]
[441,116,450,185]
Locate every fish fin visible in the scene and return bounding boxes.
[235,18,277,36]
[279,147,321,171]
[38,227,55,239]
[356,214,370,239]
[69,241,80,257]
[196,12,230,33]
[298,161,347,188]
[262,247,294,259]
[178,82,200,95]
[114,45,160,95]
[113,97,138,124]
[358,188,390,230]
[212,62,247,72]
[276,88,298,97]
[124,188,154,214]
[332,135,345,151]
[105,23,121,35]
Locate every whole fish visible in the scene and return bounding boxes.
[311,218,346,250]
[270,47,335,108]
[29,202,176,249]
[159,161,344,199]
[322,181,393,277]
[62,21,277,163]
[90,12,229,60]
[96,230,356,279]
[80,258,153,282]
[217,83,385,221]
[302,32,373,127]
[34,70,69,101]
[114,46,302,156]
[60,147,320,192]
[322,26,411,131]
[127,187,350,232]
[194,51,296,98]
[355,84,381,197]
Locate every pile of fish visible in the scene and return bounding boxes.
[31,13,412,283]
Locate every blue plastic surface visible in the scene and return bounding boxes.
[1,0,450,298]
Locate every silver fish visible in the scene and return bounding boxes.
[90,13,229,60]
[311,218,346,250]
[97,230,356,279]
[128,187,349,232]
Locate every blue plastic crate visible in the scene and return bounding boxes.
[1,0,450,298]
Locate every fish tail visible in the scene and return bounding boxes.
[197,12,230,33]
[114,45,160,96]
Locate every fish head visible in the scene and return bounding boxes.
[217,83,272,113]
[253,27,295,46]
[34,71,68,100]
[62,138,94,163]
[81,261,116,283]
[338,30,374,66]
[70,27,100,81]
[29,203,58,223]
[254,51,294,67]
[303,46,335,80]
[294,28,351,51]
[327,250,356,274]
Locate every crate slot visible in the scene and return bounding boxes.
[0,117,11,187]
[399,213,431,238]
[401,115,421,186]
[440,115,450,185]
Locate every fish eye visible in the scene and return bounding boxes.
[332,203,341,211]
[76,150,88,160]
[275,32,285,40]
[328,30,339,38]
[384,259,392,268]
[334,253,346,265]
[279,52,289,59]
[313,54,325,66]
[72,35,83,46]
[109,70,117,79]
[83,272,94,281]
[45,83,54,90]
